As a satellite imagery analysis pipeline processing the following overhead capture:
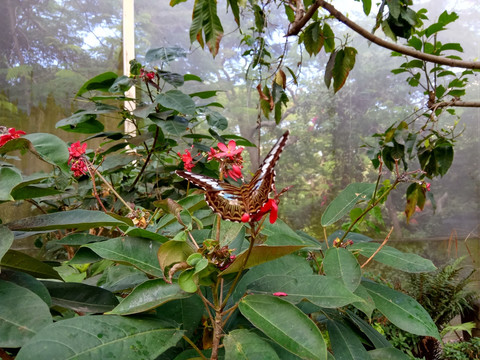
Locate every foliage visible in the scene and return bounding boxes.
[378,257,478,359]
[0,47,445,359]
[442,337,480,360]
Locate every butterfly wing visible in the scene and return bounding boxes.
[247,130,289,213]
[175,170,247,222]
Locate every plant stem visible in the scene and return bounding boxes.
[183,335,208,360]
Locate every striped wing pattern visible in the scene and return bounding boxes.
[176,130,289,222]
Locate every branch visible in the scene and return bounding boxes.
[287,0,480,70]
[430,100,480,109]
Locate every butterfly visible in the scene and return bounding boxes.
[175,130,289,222]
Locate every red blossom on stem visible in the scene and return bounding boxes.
[140,68,155,80]
[178,149,195,171]
[215,140,243,160]
[67,141,88,177]
[0,128,26,147]
[226,164,243,181]
[273,292,288,297]
[250,198,279,224]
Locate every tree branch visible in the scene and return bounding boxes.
[430,100,480,109]
[287,0,480,70]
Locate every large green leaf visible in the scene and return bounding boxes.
[321,183,375,226]
[6,209,131,231]
[0,167,22,201]
[233,254,314,303]
[262,219,316,246]
[350,243,436,273]
[331,47,357,92]
[11,185,63,200]
[346,310,392,349]
[16,315,184,360]
[1,250,62,280]
[327,320,370,360]
[24,133,69,172]
[156,90,196,115]
[304,22,324,56]
[56,233,108,246]
[157,240,195,271]
[145,46,187,63]
[108,279,191,315]
[223,329,280,360]
[202,0,224,57]
[323,247,361,292]
[246,275,363,308]
[41,281,119,313]
[239,295,327,360]
[76,71,118,97]
[97,264,148,292]
[84,236,163,277]
[0,280,53,348]
[0,269,51,306]
[0,225,14,262]
[220,245,306,276]
[362,281,440,339]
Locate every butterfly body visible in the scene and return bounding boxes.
[176,130,289,222]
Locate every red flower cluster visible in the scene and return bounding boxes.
[0,128,26,147]
[68,141,88,177]
[209,140,244,181]
[178,149,195,171]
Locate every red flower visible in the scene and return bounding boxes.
[251,198,279,224]
[140,68,155,80]
[226,164,243,181]
[425,182,431,191]
[207,147,217,161]
[69,158,88,177]
[273,292,288,297]
[242,199,279,224]
[68,141,87,158]
[178,149,195,171]
[215,140,243,160]
[0,128,26,147]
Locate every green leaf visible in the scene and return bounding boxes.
[369,348,410,359]
[324,50,337,88]
[438,10,459,26]
[361,0,371,15]
[108,75,134,93]
[202,0,224,57]
[1,250,62,280]
[178,268,197,292]
[407,36,422,50]
[11,185,63,200]
[16,315,184,360]
[156,90,196,115]
[327,320,370,360]
[108,279,191,315]
[84,236,164,277]
[352,285,376,318]
[189,90,219,99]
[321,183,375,226]
[239,295,327,360]
[425,23,445,38]
[124,227,168,243]
[145,46,187,63]
[158,240,195,271]
[41,281,118,313]
[351,242,436,273]
[56,110,105,134]
[24,133,69,172]
[97,264,148,292]
[405,183,425,222]
[362,281,440,339]
[158,70,184,87]
[233,254,314,303]
[347,310,392,348]
[0,167,22,201]
[332,47,357,93]
[247,275,363,308]
[440,42,463,52]
[6,209,131,231]
[323,23,335,53]
[0,268,52,306]
[0,226,14,263]
[56,233,108,246]
[220,245,306,276]
[224,329,280,359]
[304,22,324,56]
[76,72,118,97]
[323,248,361,292]
[0,280,53,348]
[206,110,228,130]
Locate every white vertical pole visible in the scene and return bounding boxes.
[123,0,136,134]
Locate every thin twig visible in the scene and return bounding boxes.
[361,227,394,268]
[182,335,208,360]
